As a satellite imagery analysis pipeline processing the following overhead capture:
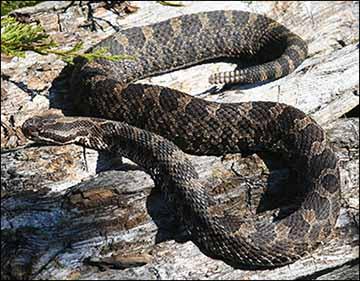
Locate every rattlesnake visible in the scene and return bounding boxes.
[22,10,340,269]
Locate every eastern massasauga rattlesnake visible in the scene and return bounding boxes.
[22,10,341,269]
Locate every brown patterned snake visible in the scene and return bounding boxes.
[22,10,340,269]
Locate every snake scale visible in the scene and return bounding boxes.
[22,10,341,269]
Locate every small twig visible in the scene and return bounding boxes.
[82,146,89,173]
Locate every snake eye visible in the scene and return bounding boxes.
[22,120,36,139]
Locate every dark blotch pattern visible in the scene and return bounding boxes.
[152,21,174,44]
[309,148,337,179]
[312,192,331,220]
[206,10,230,28]
[184,98,209,119]
[182,14,203,35]
[231,10,250,27]
[288,217,310,240]
[321,174,339,194]
[122,27,146,52]
[159,88,179,112]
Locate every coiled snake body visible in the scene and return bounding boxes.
[22,10,340,269]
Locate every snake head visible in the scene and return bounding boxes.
[22,113,68,145]
[21,111,84,145]
[22,112,109,150]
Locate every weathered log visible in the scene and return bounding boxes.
[1,1,358,280]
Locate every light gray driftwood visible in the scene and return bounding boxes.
[1,1,359,280]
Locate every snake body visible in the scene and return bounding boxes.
[22,10,340,268]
